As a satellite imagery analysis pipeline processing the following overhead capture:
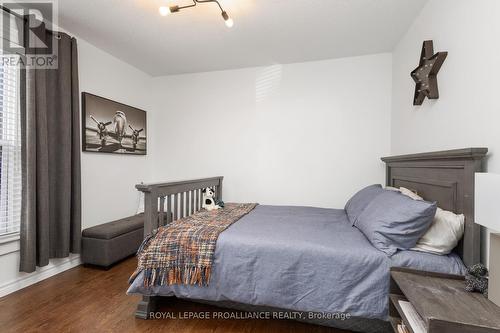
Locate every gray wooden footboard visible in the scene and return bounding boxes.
[134,177,223,319]
[136,177,223,237]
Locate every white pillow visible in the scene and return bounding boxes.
[413,208,465,255]
[398,187,465,255]
[399,187,424,201]
[385,186,400,192]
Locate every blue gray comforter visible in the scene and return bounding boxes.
[128,205,465,320]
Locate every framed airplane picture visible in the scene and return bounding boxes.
[82,92,147,155]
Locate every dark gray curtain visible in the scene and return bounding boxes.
[19,18,81,273]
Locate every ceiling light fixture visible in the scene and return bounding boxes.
[160,0,234,28]
[159,6,171,16]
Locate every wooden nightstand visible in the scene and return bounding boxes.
[389,267,500,333]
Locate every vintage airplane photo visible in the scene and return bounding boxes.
[82,93,147,155]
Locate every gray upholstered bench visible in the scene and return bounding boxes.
[81,214,145,268]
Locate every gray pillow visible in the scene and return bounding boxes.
[345,184,384,225]
[354,190,437,256]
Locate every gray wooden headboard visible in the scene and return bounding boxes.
[381,148,488,267]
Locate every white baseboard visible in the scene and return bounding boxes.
[0,254,82,298]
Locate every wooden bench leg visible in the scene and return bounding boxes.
[135,296,159,319]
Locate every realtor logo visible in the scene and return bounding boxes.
[1,1,58,68]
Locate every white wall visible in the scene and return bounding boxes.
[79,38,154,229]
[0,52,392,296]
[391,0,500,264]
[151,54,392,208]
[0,36,154,296]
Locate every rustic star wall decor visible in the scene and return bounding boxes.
[411,40,448,105]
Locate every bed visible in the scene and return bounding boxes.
[128,148,487,333]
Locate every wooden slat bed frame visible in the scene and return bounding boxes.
[133,148,487,320]
[134,176,223,319]
[136,176,223,237]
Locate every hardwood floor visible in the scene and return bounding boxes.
[0,257,350,333]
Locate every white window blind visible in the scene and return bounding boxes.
[0,50,21,237]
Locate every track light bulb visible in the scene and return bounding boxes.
[221,11,234,28]
[159,6,170,16]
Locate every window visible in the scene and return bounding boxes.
[0,51,21,238]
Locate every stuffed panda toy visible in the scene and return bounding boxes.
[202,187,222,211]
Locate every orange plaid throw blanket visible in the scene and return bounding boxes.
[129,203,257,287]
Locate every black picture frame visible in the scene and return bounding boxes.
[81,92,147,155]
